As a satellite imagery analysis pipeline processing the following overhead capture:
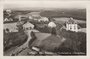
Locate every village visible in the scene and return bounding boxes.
[4,9,86,56]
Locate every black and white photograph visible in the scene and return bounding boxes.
[3,1,87,56]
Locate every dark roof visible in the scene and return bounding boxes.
[67,18,77,24]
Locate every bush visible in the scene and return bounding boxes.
[78,23,86,28]
[30,31,37,39]
[51,28,57,35]
[35,25,51,33]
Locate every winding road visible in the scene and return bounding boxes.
[13,29,39,55]
[4,29,39,56]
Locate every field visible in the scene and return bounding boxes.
[4,31,28,51]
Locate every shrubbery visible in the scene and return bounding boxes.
[35,25,51,33]
[78,23,86,28]
[28,31,37,49]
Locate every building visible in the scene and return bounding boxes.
[48,22,56,28]
[38,17,49,22]
[4,18,9,21]
[23,22,34,30]
[5,9,12,17]
[27,12,41,21]
[4,18,13,22]
[65,17,79,32]
[17,15,28,21]
[28,12,41,17]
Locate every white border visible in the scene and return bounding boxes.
[0,1,90,59]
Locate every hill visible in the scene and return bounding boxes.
[40,9,86,21]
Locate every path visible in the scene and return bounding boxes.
[10,29,39,55]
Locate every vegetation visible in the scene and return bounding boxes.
[56,29,86,55]
[34,24,51,33]
[40,9,86,20]
[4,31,28,51]
[29,29,86,55]
[16,24,23,32]
[51,28,57,35]
[28,31,37,49]
[78,23,86,28]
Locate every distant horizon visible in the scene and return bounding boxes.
[4,1,86,10]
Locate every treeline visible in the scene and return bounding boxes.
[40,9,86,21]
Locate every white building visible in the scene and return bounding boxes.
[5,9,12,16]
[28,15,33,20]
[38,17,49,22]
[48,22,56,28]
[23,22,34,30]
[6,9,12,13]
[65,17,79,32]
[26,12,41,20]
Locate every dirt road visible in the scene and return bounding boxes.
[4,29,39,56]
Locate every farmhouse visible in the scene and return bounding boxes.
[48,22,56,28]
[65,17,80,32]
[38,17,49,22]
[23,21,34,30]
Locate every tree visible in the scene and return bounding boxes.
[30,31,36,39]
[51,28,56,35]
[28,31,37,48]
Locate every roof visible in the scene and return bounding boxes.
[23,22,34,28]
[48,22,56,27]
[39,17,49,21]
[67,18,77,24]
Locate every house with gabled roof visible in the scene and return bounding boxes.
[23,21,34,30]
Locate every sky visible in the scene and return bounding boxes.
[3,1,86,10]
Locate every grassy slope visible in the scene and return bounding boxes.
[57,30,86,54]
[4,31,28,51]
